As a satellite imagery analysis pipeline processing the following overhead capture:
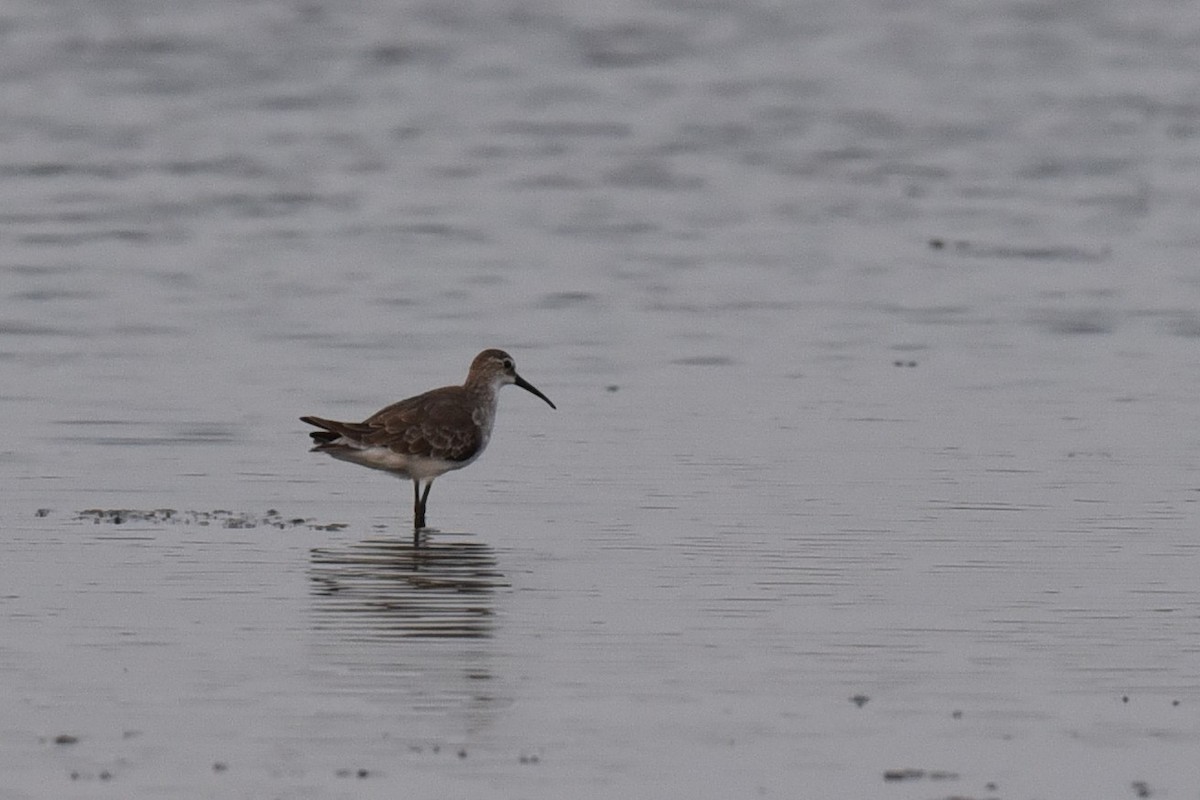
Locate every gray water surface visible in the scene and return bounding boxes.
[4,1,1200,797]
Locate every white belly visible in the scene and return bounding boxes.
[328,445,479,481]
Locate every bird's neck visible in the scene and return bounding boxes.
[464,379,501,408]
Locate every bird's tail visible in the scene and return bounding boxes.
[299,415,343,445]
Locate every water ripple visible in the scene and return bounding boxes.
[309,537,506,640]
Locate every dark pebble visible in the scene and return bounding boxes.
[883,768,924,782]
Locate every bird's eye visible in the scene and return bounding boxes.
[502,358,514,370]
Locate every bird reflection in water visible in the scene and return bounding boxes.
[309,536,506,640]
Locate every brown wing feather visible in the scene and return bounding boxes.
[366,387,481,462]
[302,387,482,463]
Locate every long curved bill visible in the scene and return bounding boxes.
[514,373,556,409]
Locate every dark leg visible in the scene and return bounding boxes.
[412,480,426,531]
[419,481,433,527]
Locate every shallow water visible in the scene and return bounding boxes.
[5,0,1200,797]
